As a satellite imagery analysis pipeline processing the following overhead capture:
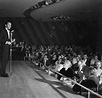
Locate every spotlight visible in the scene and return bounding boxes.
[51,15,71,20]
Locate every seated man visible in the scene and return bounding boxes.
[38,0,47,7]
[58,59,74,80]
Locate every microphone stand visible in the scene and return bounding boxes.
[9,32,13,75]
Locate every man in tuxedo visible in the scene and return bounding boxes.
[0,22,13,77]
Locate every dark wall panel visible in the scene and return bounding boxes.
[0,17,80,45]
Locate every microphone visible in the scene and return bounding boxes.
[11,30,14,33]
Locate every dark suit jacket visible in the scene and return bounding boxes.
[60,67,74,78]
[0,28,9,45]
[0,28,10,74]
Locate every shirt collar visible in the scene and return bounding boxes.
[5,27,9,32]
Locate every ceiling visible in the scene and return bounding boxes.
[0,0,102,22]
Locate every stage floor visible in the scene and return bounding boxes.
[0,61,97,98]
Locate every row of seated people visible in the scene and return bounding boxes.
[29,0,62,10]
[28,45,102,95]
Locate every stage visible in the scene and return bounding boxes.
[0,61,97,98]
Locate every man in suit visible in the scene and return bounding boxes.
[0,22,13,77]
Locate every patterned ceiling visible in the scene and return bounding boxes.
[0,0,102,22]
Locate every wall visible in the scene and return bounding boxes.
[0,17,92,46]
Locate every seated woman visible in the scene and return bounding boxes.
[55,57,63,72]
[72,66,99,93]
[93,61,102,77]
[93,61,102,85]
[54,57,64,80]
[71,57,79,72]
[82,66,99,90]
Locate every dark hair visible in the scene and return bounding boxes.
[3,21,11,27]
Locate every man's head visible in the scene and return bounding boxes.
[5,22,11,30]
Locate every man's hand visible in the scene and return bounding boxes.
[5,41,11,45]
[12,39,15,42]
[5,39,15,45]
